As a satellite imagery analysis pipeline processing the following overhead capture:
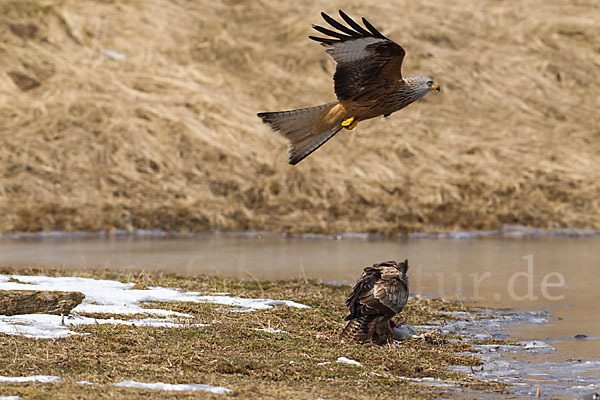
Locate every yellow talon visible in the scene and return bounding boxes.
[342,117,358,130]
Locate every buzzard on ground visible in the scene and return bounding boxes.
[258,11,440,165]
[341,260,409,344]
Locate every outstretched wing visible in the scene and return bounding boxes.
[309,10,406,101]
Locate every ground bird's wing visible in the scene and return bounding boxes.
[357,263,407,316]
[377,270,409,314]
[309,10,406,101]
[345,266,381,319]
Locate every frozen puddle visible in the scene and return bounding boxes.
[426,310,600,399]
[454,352,600,398]
[0,274,309,339]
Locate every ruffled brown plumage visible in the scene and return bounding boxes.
[341,260,410,344]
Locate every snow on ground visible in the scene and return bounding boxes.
[0,314,204,339]
[113,381,231,394]
[0,275,309,314]
[336,357,363,367]
[522,340,555,352]
[400,376,461,388]
[0,396,24,400]
[0,376,60,383]
[252,327,287,334]
[0,376,230,394]
[0,274,309,339]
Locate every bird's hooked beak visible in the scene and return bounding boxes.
[431,82,441,92]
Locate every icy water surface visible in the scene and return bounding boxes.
[0,232,598,398]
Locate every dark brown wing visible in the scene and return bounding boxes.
[357,265,408,316]
[345,265,381,320]
[376,271,409,314]
[376,260,409,314]
[309,10,406,101]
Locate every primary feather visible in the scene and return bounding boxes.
[258,11,440,165]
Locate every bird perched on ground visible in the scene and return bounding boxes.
[257,10,440,165]
[341,260,409,344]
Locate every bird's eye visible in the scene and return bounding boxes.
[427,80,434,87]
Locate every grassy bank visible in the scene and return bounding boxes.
[1,0,598,234]
[0,267,507,399]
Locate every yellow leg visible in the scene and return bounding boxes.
[341,117,358,130]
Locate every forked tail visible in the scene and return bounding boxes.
[257,102,345,165]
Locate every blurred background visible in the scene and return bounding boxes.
[0,0,598,235]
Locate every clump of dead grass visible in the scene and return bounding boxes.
[0,0,598,234]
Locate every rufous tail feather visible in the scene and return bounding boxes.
[257,102,346,165]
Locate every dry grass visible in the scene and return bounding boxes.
[0,266,506,399]
[0,0,599,233]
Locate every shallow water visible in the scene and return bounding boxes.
[1,233,599,396]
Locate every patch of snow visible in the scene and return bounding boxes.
[336,357,362,367]
[473,344,522,353]
[522,340,555,352]
[473,333,490,341]
[568,382,600,391]
[76,380,97,385]
[252,327,287,334]
[195,295,310,311]
[316,362,331,366]
[0,314,204,339]
[0,275,308,314]
[0,274,309,338]
[0,396,23,400]
[112,380,231,394]
[401,376,461,388]
[0,375,60,383]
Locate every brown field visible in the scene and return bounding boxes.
[0,0,598,234]
[0,266,505,399]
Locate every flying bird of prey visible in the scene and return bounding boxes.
[341,260,410,344]
[257,10,440,165]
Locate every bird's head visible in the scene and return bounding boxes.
[397,259,409,275]
[407,76,441,99]
[397,259,409,287]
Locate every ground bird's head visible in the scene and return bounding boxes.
[406,76,441,101]
[396,259,409,287]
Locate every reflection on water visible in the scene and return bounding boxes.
[0,234,598,361]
